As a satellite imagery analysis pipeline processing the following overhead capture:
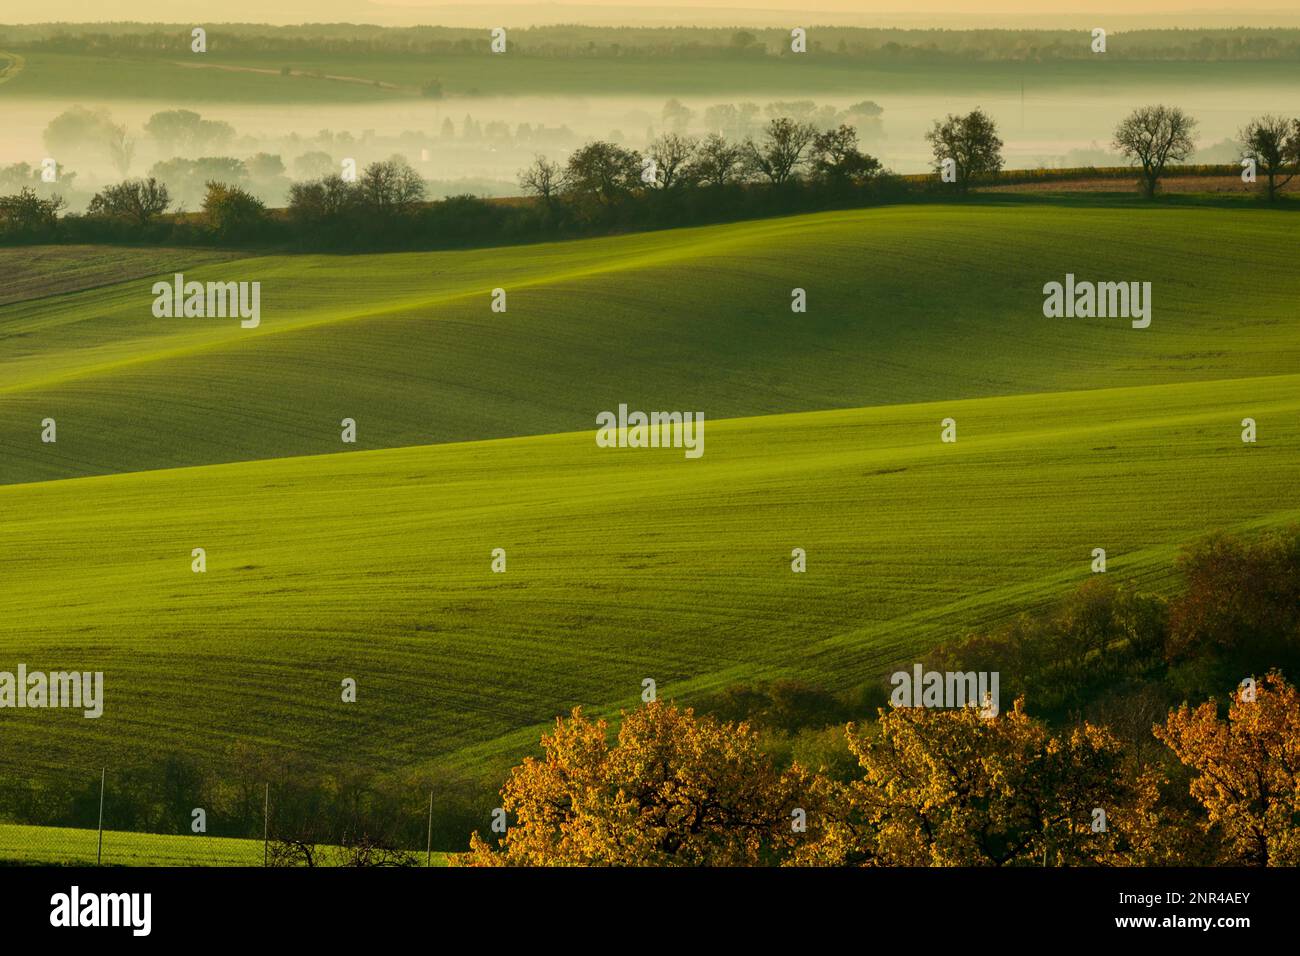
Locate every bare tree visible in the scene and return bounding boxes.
[288,174,356,224]
[358,156,426,214]
[339,830,419,867]
[1239,114,1299,202]
[745,117,817,186]
[645,133,698,190]
[517,154,566,208]
[1113,105,1198,199]
[267,834,321,867]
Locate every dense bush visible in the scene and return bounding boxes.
[1167,528,1300,662]
[0,188,64,242]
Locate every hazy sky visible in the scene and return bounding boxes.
[11,2,1300,27]
[376,1,1300,10]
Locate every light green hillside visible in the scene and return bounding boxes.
[3,204,1298,485]
[1,374,1296,779]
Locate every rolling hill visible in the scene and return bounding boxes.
[0,201,1297,817]
[1,375,1297,779]
[3,204,1299,486]
[2,200,1300,832]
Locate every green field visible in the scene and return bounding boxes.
[3,49,1299,101]
[0,204,1294,858]
[0,202,1297,843]
[4,204,1299,485]
[3,373,1299,781]
[0,823,447,866]
[0,823,263,865]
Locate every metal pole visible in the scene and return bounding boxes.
[96,768,105,865]
[426,791,434,867]
[263,783,269,867]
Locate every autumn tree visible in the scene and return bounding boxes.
[802,699,1163,866]
[201,181,266,240]
[1165,528,1300,662]
[1113,104,1198,198]
[461,702,807,866]
[925,108,1004,192]
[1156,671,1300,866]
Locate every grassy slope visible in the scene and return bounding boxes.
[0,823,264,866]
[4,204,1299,485]
[0,823,448,866]
[2,373,1297,781]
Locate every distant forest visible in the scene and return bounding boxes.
[4,23,1300,62]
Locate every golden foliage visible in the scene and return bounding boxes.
[461,674,1300,866]
[461,701,806,866]
[794,699,1162,866]
[1156,671,1300,865]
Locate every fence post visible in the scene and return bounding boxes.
[263,783,269,867]
[96,768,105,865]
[426,791,434,867]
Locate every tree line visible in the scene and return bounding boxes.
[461,679,1300,866]
[1,105,1295,250]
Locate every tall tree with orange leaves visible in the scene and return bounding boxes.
[1156,671,1300,866]
[461,701,808,866]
